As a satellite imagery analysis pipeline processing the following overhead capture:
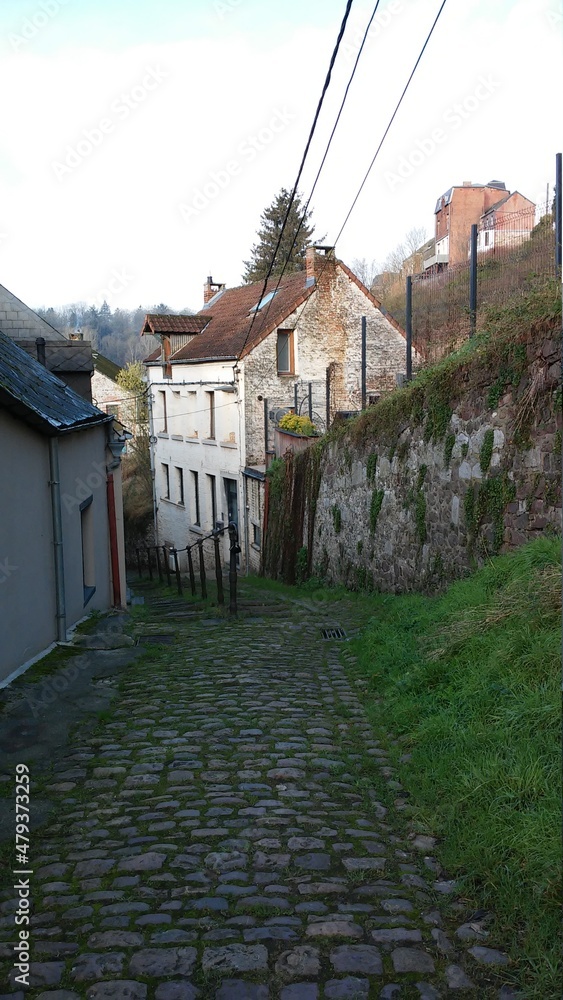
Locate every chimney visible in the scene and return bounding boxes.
[305,245,336,284]
[462,180,472,187]
[35,337,46,366]
[203,276,225,305]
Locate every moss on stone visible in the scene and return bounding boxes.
[479,429,495,474]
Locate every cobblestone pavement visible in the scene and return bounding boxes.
[0,587,516,999]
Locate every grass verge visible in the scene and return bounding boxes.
[350,535,561,999]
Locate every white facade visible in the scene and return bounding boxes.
[146,361,257,571]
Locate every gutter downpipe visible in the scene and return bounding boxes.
[147,383,159,546]
[48,437,67,641]
[106,472,122,607]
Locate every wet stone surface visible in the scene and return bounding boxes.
[0,587,516,997]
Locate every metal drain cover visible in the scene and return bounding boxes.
[136,634,175,645]
[321,627,347,640]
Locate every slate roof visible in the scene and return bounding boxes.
[92,351,122,382]
[0,330,112,435]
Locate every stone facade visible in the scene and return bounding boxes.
[272,333,561,592]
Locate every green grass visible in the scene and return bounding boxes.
[351,535,561,999]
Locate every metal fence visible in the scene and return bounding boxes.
[406,196,559,367]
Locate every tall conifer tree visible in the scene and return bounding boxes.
[242,188,319,283]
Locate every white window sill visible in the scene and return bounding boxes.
[171,434,183,441]
[157,432,169,439]
[186,436,199,443]
[220,441,238,449]
[202,439,217,446]
[160,497,185,508]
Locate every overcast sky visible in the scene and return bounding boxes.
[0,0,560,314]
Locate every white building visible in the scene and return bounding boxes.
[142,247,410,574]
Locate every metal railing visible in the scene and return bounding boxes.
[135,522,241,613]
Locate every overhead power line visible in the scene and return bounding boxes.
[255,0,384,346]
[239,0,355,357]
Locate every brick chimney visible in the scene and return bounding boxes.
[305,245,337,286]
[203,276,226,305]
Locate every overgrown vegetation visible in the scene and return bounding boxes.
[352,536,561,999]
[262,282,561,584]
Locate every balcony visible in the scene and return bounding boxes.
[423,235,449,270]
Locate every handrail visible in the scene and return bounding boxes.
[135,522,240,612]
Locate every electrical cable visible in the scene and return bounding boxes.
[238,0,355,358]
[256,0,384,334]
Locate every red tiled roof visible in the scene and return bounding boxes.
[176,272,315,362]
[142,314,209,335]
[142,264,405,365]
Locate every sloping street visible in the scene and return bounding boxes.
[0,585,515,999]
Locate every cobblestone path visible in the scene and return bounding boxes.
[0,588,515,999]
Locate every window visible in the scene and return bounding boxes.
[161,463,170,499]
[250,289,278,313]
[247,476,262,549]
[206,391,215,439]
[80,497,96,606]
[176,467,184,506]
[192,471,200,525]
[208,474,217,528]
[158,390,168,433]
[277,330,294,374]
[187,391,198,437]
[105,404,120,420]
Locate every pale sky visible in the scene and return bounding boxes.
[0,0,560,314]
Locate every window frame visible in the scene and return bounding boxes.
[192,470,200,526]
[276,329,294,375]
[161,462,170,499]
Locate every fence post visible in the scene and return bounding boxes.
[263,396,269,460]
[146,546,153,581]
[294,383,299,413]
[198,541,207,600]
[214,535,224,604]
[555,152,562,270]
[325,365,331,430]
[187,546,196,596]
[228,521,240,615]
[308,382,313,421]
[469,223,477,337]
[361,316,367,408]
[405,276,412,381]
[163,546,171,587]
[136,548,142,578]
[155,545,163,583]
[172,549,182,596]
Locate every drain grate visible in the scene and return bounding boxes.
[136,634,175,645]
[321,627,347,640]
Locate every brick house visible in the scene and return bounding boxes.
[142,246,409,574]
[91,351,140,447]
[424,179,511,271]
[476,191,536,254]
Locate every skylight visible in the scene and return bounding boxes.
[249,289,278,313]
